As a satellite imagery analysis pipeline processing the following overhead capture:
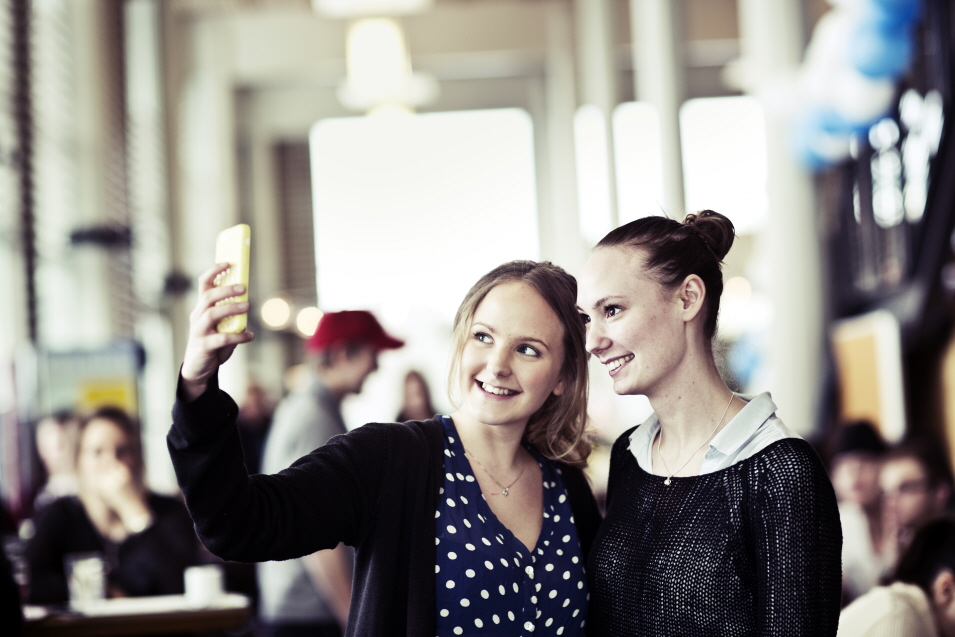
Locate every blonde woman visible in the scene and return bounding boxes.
[169,260,600,637]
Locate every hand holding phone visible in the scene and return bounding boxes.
[214,224,251,333]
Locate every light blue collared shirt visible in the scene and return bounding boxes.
[628,392,802,475]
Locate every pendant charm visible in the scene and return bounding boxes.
[502,488,509,496]
[663,478,671,486]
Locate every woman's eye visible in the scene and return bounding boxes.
[579,313,591,325]
[517,344,540,357]
[605,305,623,318]
[474,332,492,343]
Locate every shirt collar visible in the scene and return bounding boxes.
[707,392,778,457]
[627,392,778,458]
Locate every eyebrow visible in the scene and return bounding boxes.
[577,295,626,313]
[472,323,551,350]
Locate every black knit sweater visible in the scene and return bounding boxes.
[167,375,601,637]
[587,426,842,636]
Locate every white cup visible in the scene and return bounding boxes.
[64,552,107,610]
[184,564,224,607]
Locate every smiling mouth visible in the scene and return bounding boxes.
[604,354,634,374]
[477,381,520,396]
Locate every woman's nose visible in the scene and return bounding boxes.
[486,346,512,377]
[585,320,611,355]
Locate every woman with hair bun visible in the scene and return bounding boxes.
[576,211,842,635]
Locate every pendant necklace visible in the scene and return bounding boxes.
[656,392,735,486]
[464,449,526,497]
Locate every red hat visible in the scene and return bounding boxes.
[306,310,404,352]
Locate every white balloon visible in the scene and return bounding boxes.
[830,67,896,124]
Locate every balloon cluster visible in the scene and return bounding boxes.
[793,0,922,169]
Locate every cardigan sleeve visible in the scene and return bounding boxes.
[751,440,843,637]
[167,373,390,563]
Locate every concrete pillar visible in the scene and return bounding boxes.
[738,0,825,436]
[630,0,685,217]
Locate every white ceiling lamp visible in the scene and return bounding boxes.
[337,18,438,113]
[313,0,433,18]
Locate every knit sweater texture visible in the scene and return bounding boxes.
[167,375,601,637]
[587,425,842,636]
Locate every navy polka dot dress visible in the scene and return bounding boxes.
[434,416,588,636]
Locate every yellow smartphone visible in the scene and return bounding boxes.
[214,224,251,334]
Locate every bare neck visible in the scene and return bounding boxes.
[648,354,739,448]
[450,410,527,472]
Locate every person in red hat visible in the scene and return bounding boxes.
[259,309,403,637]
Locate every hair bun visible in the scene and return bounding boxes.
[683,210,735,261]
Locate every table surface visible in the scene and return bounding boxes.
[22,592,251,637]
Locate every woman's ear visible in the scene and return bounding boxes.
[552,378,565,397]
[678,274,707,322]
[932,569,955,609]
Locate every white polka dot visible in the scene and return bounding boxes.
[563,598,570,607]
[536,609,542,618]
[460,496,468,504]
[465,475,475,482]
[460,598,470,607]
[449,436,455,443]
[447,525,457,534]
[546,618,554,627]
[446,473,454,481]
[525,566,535,577]
[499,585,505,595]
[573,609,580,617]
[513,583,519,593]
[531,596,537,604]
[554,515,561,522]
[563,571,570,580]
[446,580,455,589]
[482,538,492,546]
[570,516,575,523]
[556,549,563,555]
[578,581,584,589]
[465,543,475,551]
[436,538,440,545]
[439,487,444,494]
[475,618,483,628]
[497,537,504,544]
[549,589,558,598]
[559,494,567,503]
[466,569,475,578]
[545,564,554,571]
[448,552,457,560]
[446,498,455,507]
[453,627,463,635]
[493,614,500,624]
[508,611,515,621]
[481,589,489,599]
[500,559,509,567]
[524,621,535,631]
[478,514,485,522]
[562,535,571,543]
[435,565,440,573]
[535,583,541,592]
[440,609,449,617]
[572,556,579,563]
[485,561,494,570]
[513,558,520,567]
[456,473,465,480]
[435,511,440,518]
[444,449,452,457]
[463,519,471,528]
[557,628,564,635]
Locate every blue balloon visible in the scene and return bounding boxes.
[849,21,914,78]
[869,0,922,27]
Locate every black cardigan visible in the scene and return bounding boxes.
[168,376,601,637]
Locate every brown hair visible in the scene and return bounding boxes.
[77,406,145,487]
[596,210,735,340]
[447,261,592,467]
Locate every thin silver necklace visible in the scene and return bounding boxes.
[656,392,735,486]
[464,449,526,497]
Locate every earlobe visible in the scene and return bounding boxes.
[552,379,565,397]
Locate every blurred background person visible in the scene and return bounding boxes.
[259,310,403,637]
[25,406,199,604]
[838,517,955,637]
[32,411,80,511]
[829,420,890,602]
[881,442,955,572]
[395,370,436,423]
[236,381,273,476]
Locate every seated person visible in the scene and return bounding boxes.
[839,517,955,637]
[881,442,954,569]
[828,420,890,600]
[26,407,199,604]
[33,411,80,510]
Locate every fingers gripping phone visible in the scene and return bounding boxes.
[214,224,251,334]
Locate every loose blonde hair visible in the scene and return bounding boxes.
[447,261,592,467]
